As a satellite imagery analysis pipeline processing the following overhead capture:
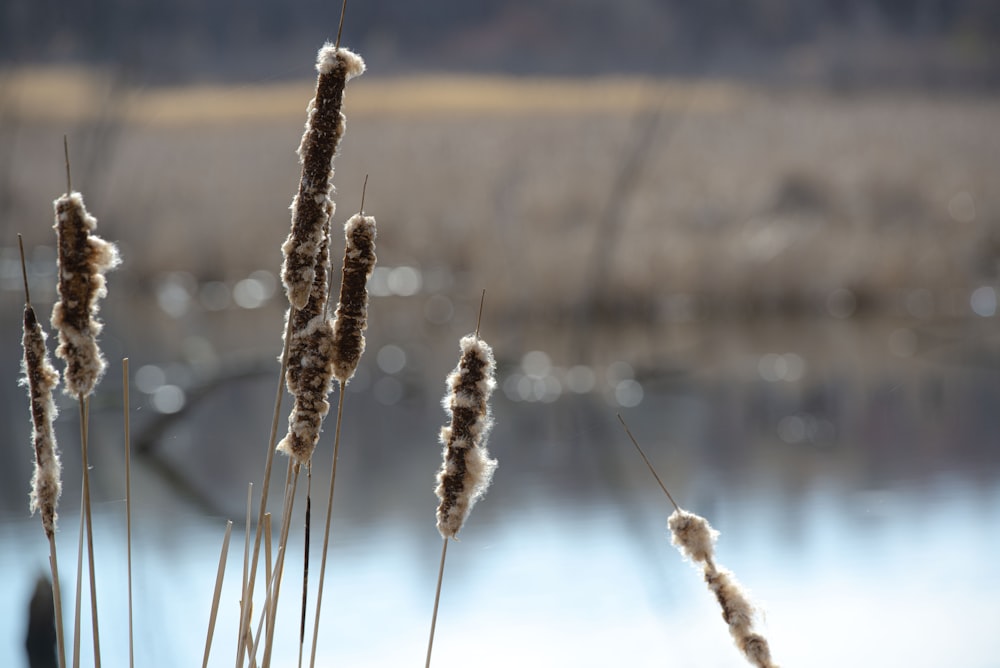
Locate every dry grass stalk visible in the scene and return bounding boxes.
[309,200,376,666]
[51,191,120,399]
[122,358,135,668]
[281,44,365,310]
[331,213,376,383]
[203,520,234,668]
[669,511,778,668]
[435,333,498,538]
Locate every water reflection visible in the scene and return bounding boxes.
[2,317,999,666]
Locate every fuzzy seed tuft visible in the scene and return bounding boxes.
[434,335,498,538]
[21,303,62,539]
[51,192,120,398]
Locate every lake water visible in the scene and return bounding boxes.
[2,313,999,667]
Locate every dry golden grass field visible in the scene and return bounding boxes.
[3,66,999,325]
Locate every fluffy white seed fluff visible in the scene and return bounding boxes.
[668,508,719,563]
[435,335,498,538]
[316,44,366,79]
[668,508,778,667]
[51,191,121,398]
[21,304,62,539]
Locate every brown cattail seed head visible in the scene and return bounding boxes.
[281,45,365,310]
[21,304,62,539]
[435,335,498,539]
[669,509,778,668]
[332,214,376,383]
[51,192,121,398]
[277,230,337,466]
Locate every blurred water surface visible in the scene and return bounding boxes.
[2,313,998,667]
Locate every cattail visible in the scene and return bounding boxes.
[281,44,365,310]
[434,334,498,538]
[331,213,376,383]
[51,192,121,398]
[277,230,337,465]
[21,301,62,539]
[668,509,778,668]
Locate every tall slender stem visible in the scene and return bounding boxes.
[617,414,680,511]
[48,536,66,668]
[203,521,234,668]
[79,397,101,667]
[123,359,134,668]
[298,466,311,668]
[425,537,449,668]
[308,387,346,667]
[259,462,299,668]
[72,486,83,668]
[236,310,295,668]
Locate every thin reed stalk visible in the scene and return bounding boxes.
[298,467,311,668]
[259,463,300,668]
[203,520,234,668]
[307,390,344,668]
[424,538,448,668]
[123,358,134,668]
[72,485,84,668]
[308,199,376,666]
[78,399,101,668]
[236,312,294,668]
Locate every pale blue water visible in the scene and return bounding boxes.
[3,316,1000,667]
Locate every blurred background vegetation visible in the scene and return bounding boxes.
[2,2,999,667]
[2,0,999,85]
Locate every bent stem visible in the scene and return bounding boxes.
[424,537,449,668]
[308,386,346,668]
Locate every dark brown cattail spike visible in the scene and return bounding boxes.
[51,191,121,398]
[281,43,365,311]
[331,213,376,383]
[434,333,498,539]
[19,235,62,540]
[278,231,337,466]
